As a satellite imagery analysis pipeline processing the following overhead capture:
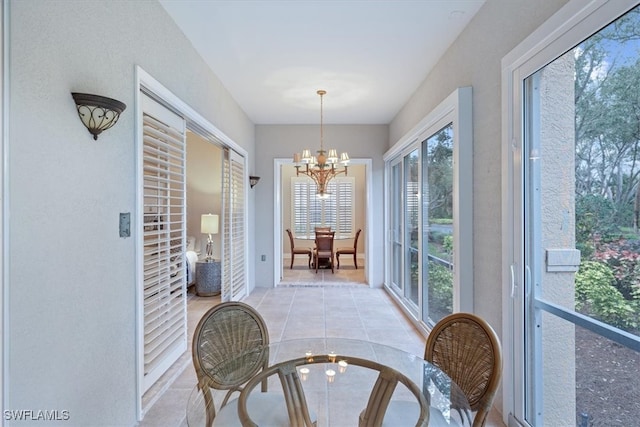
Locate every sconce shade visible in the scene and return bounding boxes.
[71,92,126,140]
[201,214,219,235]
[249,176,261,188]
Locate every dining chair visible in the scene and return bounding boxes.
[286,228,312,269]
[314,226,332,233]
[336,228,361,269]
[238,354,429,427]
[191,302,292,427]
[380,312,502,427]
[425,312,502,427]
[313,232,335,273]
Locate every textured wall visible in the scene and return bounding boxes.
[7,0,253,425]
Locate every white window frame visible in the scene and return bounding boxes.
[384,87,473,328]
[501,1,640,425]
[290,176,355,237]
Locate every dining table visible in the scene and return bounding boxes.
[294,232,352,240]
[186,337,470,426]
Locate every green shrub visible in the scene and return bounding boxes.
[428,261,453,313]
[575,261,637,330]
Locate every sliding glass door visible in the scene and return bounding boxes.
[505,3,640,425]
[384,87,472,328]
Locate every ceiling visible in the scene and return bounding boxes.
[159,0,485,125]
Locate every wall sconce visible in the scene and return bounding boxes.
[249,176,261,188]
[71,92,126,140]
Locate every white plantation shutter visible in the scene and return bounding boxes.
[291,177,355,235]
[222,149,247,301]
[334,179,354,235]
[140,95,187,392]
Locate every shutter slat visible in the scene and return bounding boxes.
[141,103,187,392]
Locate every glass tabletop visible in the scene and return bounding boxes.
[187,337,470,426]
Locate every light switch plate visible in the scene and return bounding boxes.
[119,212,131,237]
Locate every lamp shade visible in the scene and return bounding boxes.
[201,214,219,234]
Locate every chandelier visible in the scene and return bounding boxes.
[293,90,349,199]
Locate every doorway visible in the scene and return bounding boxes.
[273,158,372,287]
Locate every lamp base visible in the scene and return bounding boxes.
[205,235,214,261]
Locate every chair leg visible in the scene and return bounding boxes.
[308,253,312,269]
[354,253,358,269]
[290,254,294,269]
[336,253,340,269]
[330,255,334,273]
[315,255,319,273]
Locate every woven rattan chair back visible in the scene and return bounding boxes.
[192,302,270,424]
[238,354,429,427]
[424,312,502,427]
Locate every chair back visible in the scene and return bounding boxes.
[286,228,296,250]
[237,354,429,427]
[314,233,334,255]
[314,226,331,233]
[424,312,502,427]
[192,301,269,422]
[352,228,362,250]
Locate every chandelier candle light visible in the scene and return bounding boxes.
[293,90,349,199]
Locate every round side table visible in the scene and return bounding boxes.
[195,260,221,296]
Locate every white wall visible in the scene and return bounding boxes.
[254,125,388,287]
[389,0,570,414]
[6,1,254,425]
[186,133,223,259]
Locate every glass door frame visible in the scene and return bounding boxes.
[384,87,474,328]
[502,1,640,424]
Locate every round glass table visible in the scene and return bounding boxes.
[187,337,470,426]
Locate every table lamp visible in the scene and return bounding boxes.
[201,213,219,261]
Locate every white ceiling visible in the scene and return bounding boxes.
[159,0,485,125]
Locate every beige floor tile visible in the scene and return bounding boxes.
[140,283,507,427]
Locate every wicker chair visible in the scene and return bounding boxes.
[238,354,429,427]
[424,312,502,427]
[286,228,312,269]
[381,312,502,427]
[336,228,361,269]
[191,302,287,426]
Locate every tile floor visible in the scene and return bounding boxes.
[138,263,505,427]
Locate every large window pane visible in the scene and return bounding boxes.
[423,124,454,324]
[405,149,420,305]
[523,6,640,425]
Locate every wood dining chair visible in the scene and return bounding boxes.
[286,228,312,269]
[380,312,502,427]
[336,228,361,269]
[313,232,335,273]
[191,302,308,427]
[238,354,429,427]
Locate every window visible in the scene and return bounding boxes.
[291,177,355,236]
[384,87,473,328]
